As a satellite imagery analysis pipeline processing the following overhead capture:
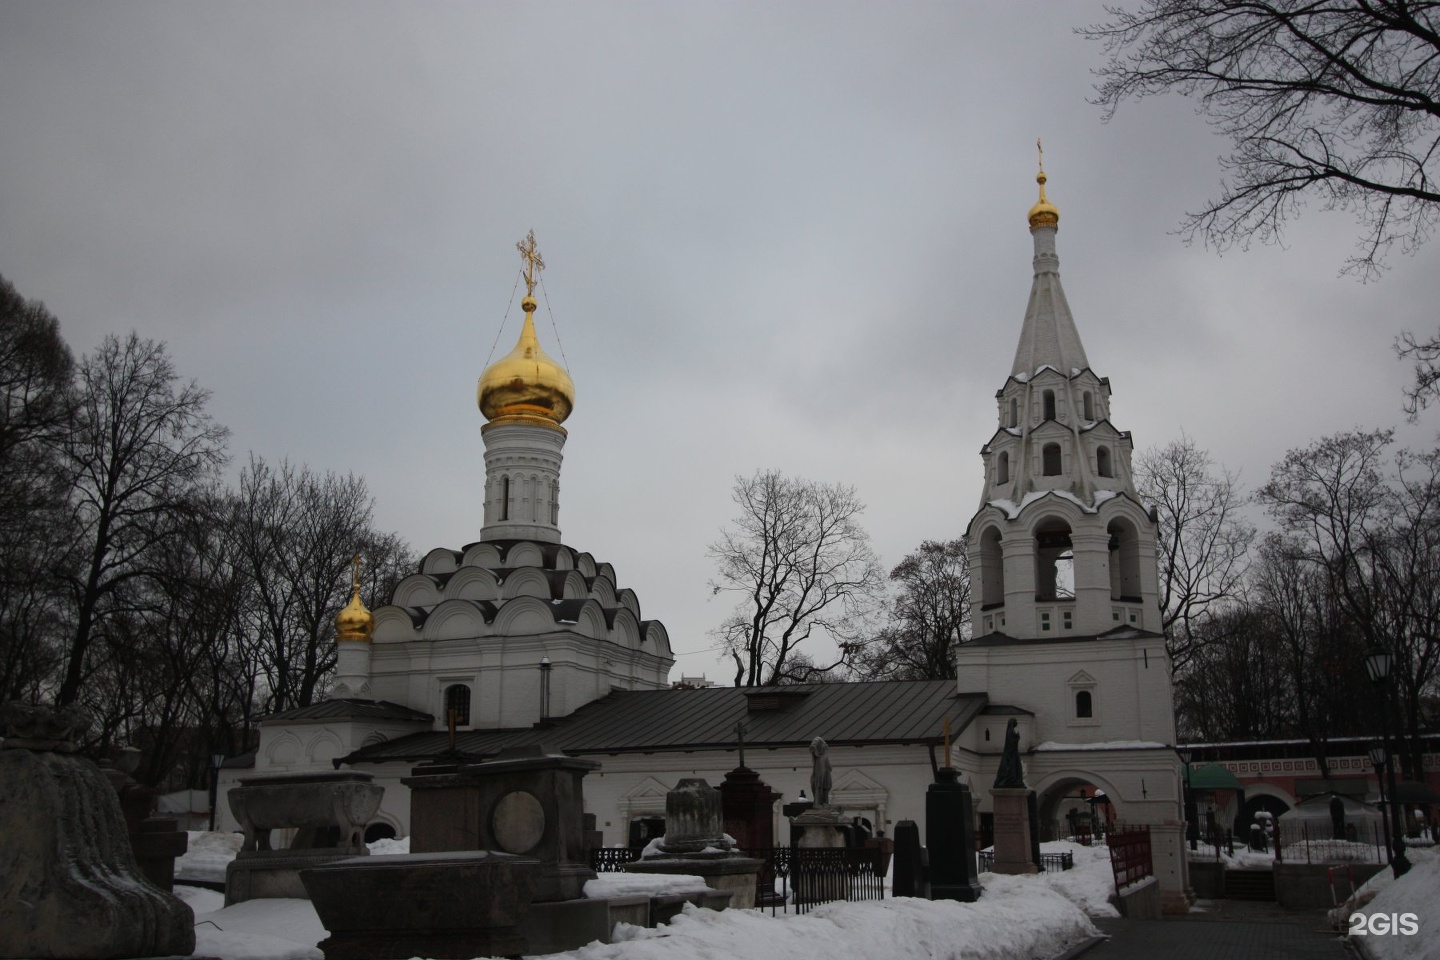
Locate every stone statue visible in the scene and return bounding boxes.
[0,702,195,958]
[809,737,833,806]
[992,718,1026,789]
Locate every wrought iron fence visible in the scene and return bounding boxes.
[1106,824,1153,889]
[589,846,884,915]
[590,846,640,872]
[976,850,1074,873]
[1273,820,1387,865]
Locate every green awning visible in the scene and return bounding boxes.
[1184,763,1243,790]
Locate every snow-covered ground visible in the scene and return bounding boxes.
[1329,846,1440,960]
[176,834,1120,960]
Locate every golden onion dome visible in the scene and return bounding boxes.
[335,560,374,642]
[1028,162,1059,230]
[477,297,575,424]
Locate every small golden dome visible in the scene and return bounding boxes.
[335,557,374,642]
[1028,152,1059,230]
[477,296,575,424]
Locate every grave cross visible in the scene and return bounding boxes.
[735,719,747,769]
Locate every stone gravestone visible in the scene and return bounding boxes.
[100,747,188,892]
[989,718,1037,875]
[0,702,195,960]
[624,777,761,910]
[890,819,929,899]
[225,770,384,904]
[926,767,983,901]
[718,721,782,907]
[405,744,599,902]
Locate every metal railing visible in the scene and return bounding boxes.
[977,850,1074,873]
[1107,824,1153,889]
[588,845,885,914]
[1273,820,1387,865]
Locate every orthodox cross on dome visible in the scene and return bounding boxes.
[517,230,546,298]
[351,553,362,596]
[1036,138,1045,175]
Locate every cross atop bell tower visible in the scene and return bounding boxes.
[517,229,545,299]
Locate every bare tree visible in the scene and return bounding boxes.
[852,539,970,681]
[55,334,229,706]
[230,456,412,712]
[1136,434,1255,670]
[1256,429,1440,778]
[0,276,74,702]
[709,470,883,687]
[1086,1,1440,279]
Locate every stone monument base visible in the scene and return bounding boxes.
[0,737,196,960]
[990,787,1037,875]
[624,852,760,909]
[226,849,366,905]
[301,850,540,960]
[792,808,846,849]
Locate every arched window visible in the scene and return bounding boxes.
[1076,690,1093,719]
[997,451,1010,485]
[980,526,1005,609]
[1008,397,1018,428]
[1042,443,1062,476]
[1043,390,1056,420]
[1035,520,1073,602]
[500,476,510,521]
[444,684,471,726]
[1108,519,1142,601]
[551,480,559,524]
[1096,446,1112,478]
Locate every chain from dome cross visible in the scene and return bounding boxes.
[517,230,545,298]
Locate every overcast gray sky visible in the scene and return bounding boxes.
[3,1,1435,683]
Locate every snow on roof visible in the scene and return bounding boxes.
[1035,740,1170,751]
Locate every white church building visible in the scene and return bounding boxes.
[219,176,1189,909]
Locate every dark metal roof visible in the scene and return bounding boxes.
[261,699,435,725]
[340,680,986,766]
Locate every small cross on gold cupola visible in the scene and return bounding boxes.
[477,230,575,426]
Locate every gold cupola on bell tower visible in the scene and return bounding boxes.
[1027,139,1060,231]
[477,231,575,427]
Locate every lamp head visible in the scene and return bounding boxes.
[1364,647,1393,683]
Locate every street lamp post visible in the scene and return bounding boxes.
[1177,748,1197,851]
[209,752,226,832]
[1363,648,1411,878]
[1368,745,1393,870]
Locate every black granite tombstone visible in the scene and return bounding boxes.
[891,819,929,899]
[925,768,982,902]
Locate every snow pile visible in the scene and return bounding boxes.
[584,873,710,899]
[1330,846,1439,960]
[367,836,410,855]
[176,830,244,883]
[558,884,1095,960]
[173,836,1109,960]
[192,897,326,960]
[992,840,1119,919]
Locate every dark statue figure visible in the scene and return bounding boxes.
[992,718,1026,789]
